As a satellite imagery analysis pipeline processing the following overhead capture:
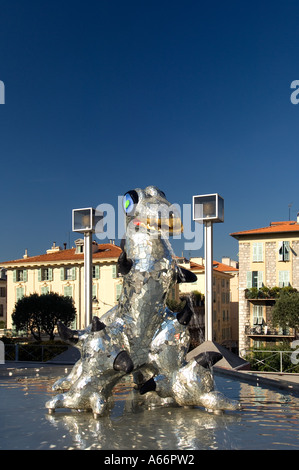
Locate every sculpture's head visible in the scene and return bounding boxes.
[123,185,183,237]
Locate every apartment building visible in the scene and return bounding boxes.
[231,220,299,353]
[178,257,239,350]
[1,240,123,331]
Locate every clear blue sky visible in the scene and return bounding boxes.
[1,0,299,262]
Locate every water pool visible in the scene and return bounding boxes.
[0,365,298,450]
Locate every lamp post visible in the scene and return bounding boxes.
[193,194,224,342]
[72,208,103,327]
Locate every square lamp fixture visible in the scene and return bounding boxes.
[72,208,103,233]
[193,193,224,223]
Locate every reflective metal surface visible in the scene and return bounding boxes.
[46,186,239,416]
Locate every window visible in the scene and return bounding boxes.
[13,269,27,282]
[61,267,76,281]
[0,287,6,297]
[252,242,263,262]
[112,265,118,279]
[278,241,290,261]
[92,265,100,279]
[0,304,3,317]
[41,286,49,295]
[116,284,122,301]
[38,268,53,281]
[247,271,263,288]
[279,270,290,287]
[92,284,97,300]
[64,286,73,298]
[75,244,84,254]
[16,287,24,301]
[253,305,263,325]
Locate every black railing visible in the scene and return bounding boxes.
[245,349,299,373]
[4,343,70,362]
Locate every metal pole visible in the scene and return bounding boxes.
[84,231,93,327]
[205,221,213,341]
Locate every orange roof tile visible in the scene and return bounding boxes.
[189,261,205,270]
[213,261,238,272]
[230,221,299,239]
[186,260,238,273]
[1,243,122,266]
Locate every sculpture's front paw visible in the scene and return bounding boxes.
[46,394,66,413]
[52,377,72,392]
[90,392,109,419]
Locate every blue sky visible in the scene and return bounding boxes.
[1,0,299,262]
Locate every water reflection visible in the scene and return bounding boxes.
[46,404,240,450]
[0,367,299,450]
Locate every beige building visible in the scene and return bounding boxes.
[231,220,299,353]
[178,257,239,351]
[1,240,123,331]
[1,238,238,347]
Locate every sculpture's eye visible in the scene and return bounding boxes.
[123,190,139,214]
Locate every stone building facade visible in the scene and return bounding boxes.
[231,221,299,354]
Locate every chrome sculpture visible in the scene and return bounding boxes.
[46,186,240,417]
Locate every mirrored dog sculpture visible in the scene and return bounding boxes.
[46,186,240,417]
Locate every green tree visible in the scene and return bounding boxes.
[12,293,76,340]
[271,291,299,332]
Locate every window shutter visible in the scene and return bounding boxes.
[16,287,24,301]
[247,271,252,288]
[64,286,72,298]
[253,243,263,262]
[112,265,117,279]
[92,284,97,298]
[279,270,283,287]
[284,241,290,261]
[278,241,283,261]
[60,267,65,281]
[257,271,263,288]
[13,270,17,283]
[116,284,122,301]
[72,267,76,281]
[279,271,290,287]
[94,265,100,279]
[258,243,263,261]
[48,268,53,281]
[38,268,42,281]
[279,241,290,261]
[252,244,257,262]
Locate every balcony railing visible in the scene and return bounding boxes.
[245,324,295,337]
[245,349,299,373]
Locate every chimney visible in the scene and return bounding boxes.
[297,212,299,224]
[23,249,28,259]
